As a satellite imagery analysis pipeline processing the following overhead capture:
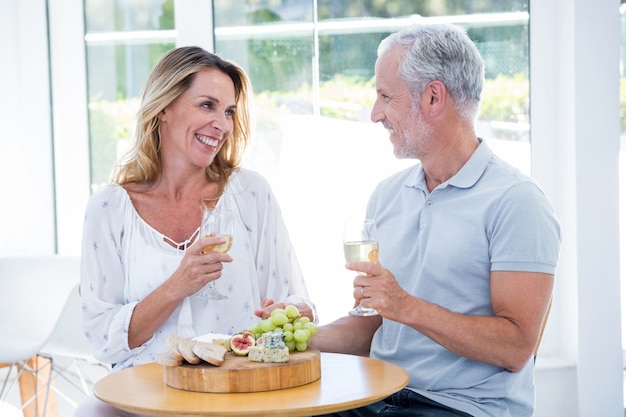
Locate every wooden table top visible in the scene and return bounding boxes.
[94,352,409,417]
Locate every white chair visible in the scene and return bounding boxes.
[0,401,22,417]
[39,284,110,408]
[0,255,80,415]
[533,297,553,362]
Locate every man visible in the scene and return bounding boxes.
[311,24,561,417]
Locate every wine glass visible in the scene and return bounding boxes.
[196,208,234,300]
[343,219,379,316]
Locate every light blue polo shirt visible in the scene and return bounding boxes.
[367,139,561,417]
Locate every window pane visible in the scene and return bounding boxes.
[84,0,175,190]
[214,0,313,26]
[214,0,315,100]
[316,0,528,18]
[214,1,316,179]
[85,0,174,31]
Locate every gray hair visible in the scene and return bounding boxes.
[377,23,484,122]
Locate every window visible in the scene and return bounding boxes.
[84,0,531,324]
[84,0,175,190]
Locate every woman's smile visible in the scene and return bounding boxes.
[195,133,219,148]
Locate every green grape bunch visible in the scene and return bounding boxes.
[247,305,318,352]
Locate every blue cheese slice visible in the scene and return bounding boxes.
[260,332,286,349]
[248,346,289,363]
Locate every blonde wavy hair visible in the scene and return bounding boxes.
[111,46,252,197]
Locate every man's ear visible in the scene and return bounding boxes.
[425,80,447,117]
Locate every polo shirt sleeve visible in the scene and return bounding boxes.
[488,180,562,274]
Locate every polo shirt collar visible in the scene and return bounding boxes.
[405,138,492,191]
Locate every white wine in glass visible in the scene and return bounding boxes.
[201,235,233,254]
[197,208,233,300]
[343,219,379,316]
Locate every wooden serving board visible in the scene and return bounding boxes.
[163,348,321,393]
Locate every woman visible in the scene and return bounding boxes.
[75,47,315,416]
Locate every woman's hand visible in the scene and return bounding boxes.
[254,298,315,322]
[169,235,233,299]
[128,236,232,350]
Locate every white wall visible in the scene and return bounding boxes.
[0,0,56,254]
[531,0,624,416]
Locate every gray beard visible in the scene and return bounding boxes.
[393,110,433,160]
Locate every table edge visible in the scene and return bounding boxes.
[95,352,409,417]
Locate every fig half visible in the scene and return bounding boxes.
[230,332,256,356]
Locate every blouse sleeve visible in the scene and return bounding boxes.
[235,171,317,320]
[79,185,151,365]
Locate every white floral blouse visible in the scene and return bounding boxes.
[79,168,314,370]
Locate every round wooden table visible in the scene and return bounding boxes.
[94,352,409,416]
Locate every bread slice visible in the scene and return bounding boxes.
[177,338,201,364]
[166,335,185,361]
[192,341,227,366]
[162,335,227,366]
[155,351,183,367]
